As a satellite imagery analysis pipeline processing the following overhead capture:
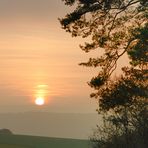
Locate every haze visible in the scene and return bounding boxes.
[0,0,98,113]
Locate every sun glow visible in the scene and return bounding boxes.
[34,84,49,106]
[35,97,45,106]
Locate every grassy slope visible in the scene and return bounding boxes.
[0,134,90,148]
[0,144,28,148]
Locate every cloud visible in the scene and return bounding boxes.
[0,0,67,20]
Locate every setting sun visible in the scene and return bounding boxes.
[35,97,45,106]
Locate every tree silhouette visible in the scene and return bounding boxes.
[60,0,148,147]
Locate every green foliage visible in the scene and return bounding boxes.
[60,0,148,147]
[62,0,76,6]
[89,76,106,89]
[60,1,147,92]
[60,0,148,111]
[99,69,148,112]
[128,23,148,67]
[91,98,148,148]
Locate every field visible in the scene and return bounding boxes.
[0,134,90,148]
[0,144,27,148]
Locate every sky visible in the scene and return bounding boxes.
[0,0,100,113]
[0,0,129,113]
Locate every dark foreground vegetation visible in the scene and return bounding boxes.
[60,0,148,147]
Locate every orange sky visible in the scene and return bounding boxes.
[0,0,99,113]
[0,0,128,113]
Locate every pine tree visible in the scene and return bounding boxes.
[60,1,148,147]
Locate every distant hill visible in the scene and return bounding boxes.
[0,129,13,135]
[0,112,100,139]
[0,134,90,148]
